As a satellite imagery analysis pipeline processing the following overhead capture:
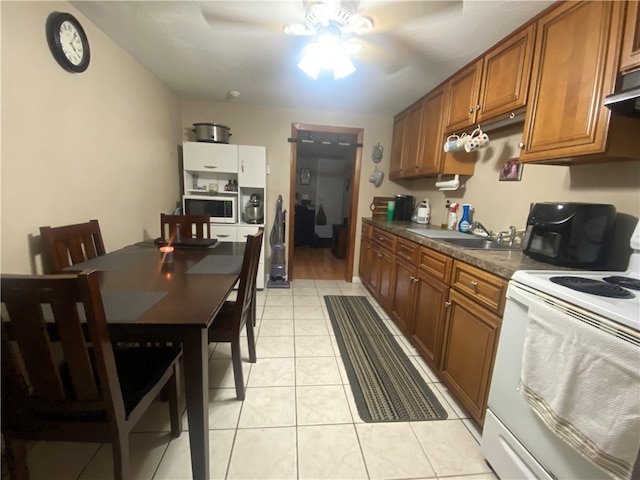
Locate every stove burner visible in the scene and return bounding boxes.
[550,276,635,299]
[603,276,640,291]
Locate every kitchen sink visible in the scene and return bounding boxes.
[441,237,520,250]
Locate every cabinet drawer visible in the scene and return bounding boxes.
[183,142,238,173]
[211,225,237,242]
[418,247,453,284]
[451,261,507,315]
[361,223,372,241]
[371,227,397,253]
[237,226,265,264]
[396,238,419,264]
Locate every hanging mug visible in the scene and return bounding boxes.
[444,133,468,153]
[464,128,490,152]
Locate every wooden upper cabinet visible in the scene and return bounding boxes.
[444,59,483,133]
[620,0,640,72]
[403,99,426,175]
[520,1,639,163]
[389,111,408,179]
[414,86,446,177]
[477,24,535,123]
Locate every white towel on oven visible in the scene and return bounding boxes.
[519,301,640,480]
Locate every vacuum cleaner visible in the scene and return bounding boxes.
[267,194,290,288]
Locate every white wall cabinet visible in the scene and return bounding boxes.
[182,141,267,288]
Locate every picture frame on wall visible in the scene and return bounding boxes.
[300,168,311,185]
[499,159,523,181]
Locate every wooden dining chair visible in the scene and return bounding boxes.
[208,227,264,400]
[1,271,182,480]
[39,219,106,273]
[160,213,211,241]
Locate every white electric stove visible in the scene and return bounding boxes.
[481,220,640,479]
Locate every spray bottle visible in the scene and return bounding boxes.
[458,204,473,233]
[447,203,459,230]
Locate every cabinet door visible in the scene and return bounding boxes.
[238,146,266,187]
[414,87,446,176]
[444,59,483,133]
[390,259,416,334]
[477,24,535,123]
[359,238,371,284]
[440,288,500,425]
[411,270,448,371]
[520,1,625,162]
[368,245,382,294]
[389,111,408,179]
[183,142,238,173]
[620,0,640,72]
[378,248,395,310]
[403,99,426,175]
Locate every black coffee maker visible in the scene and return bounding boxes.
[393,195,415,221]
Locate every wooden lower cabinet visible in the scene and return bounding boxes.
[390,258,416,334]
[440,288,501,426]
[411,270,449,371]
[359,237,371,282]
[358,225,505,426]
[368,243,395,310]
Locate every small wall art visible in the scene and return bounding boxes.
[300,168,311,185]
[499,159,523,181]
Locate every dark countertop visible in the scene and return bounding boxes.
[362,218,575,280]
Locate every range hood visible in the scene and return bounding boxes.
[604,70,640,118]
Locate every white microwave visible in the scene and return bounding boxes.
[183,195,237,224]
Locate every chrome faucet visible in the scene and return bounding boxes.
[497,226,518,245]
[472,221,493,238]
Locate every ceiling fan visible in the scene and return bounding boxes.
[201,1,462,76]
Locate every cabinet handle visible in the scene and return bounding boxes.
[444,301,451,308]
[217,234,230,238]
[470,281,478,290]
[475,104,481,111]
[241,159,245,173]
[378,253,382,258]
[410,275,415,281]
[468,108,474,114]
[517,142,525,149]
[413,277,419,283]
[204,165,218,169]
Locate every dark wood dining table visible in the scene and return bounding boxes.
[67,240,246,480]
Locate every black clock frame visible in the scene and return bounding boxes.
[46,12,90,73]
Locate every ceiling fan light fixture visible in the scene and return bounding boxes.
[298,29,355,80]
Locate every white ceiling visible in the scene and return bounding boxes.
[72,0,554,117]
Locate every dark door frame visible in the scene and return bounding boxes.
[288,123,363,282]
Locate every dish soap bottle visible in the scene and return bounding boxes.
[447,203,459,230]
[458,204,472,233]
[441,200,451,229]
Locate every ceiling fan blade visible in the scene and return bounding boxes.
[201,2,307,33]
[359,1,463,33]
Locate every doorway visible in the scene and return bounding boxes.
[288,123,363,282]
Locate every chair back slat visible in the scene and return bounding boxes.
[40,219,106,273]
[160,214,211,241]
[234,228,264,330]
[1,272,120,416]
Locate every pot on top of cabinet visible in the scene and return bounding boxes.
[192,123,232,144]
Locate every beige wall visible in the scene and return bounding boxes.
[1,2,182,274]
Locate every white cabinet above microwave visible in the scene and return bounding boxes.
[183,142,238,173]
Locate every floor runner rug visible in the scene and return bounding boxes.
[324,295,448,422]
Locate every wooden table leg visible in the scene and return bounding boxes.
[182,328,210,480]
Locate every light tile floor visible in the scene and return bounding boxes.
[10,280,498,480]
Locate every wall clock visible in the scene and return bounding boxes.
[46,12,90,73]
